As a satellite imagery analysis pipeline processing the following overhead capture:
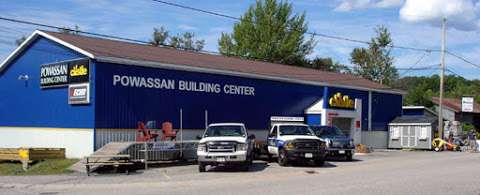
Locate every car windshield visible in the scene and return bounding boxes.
[311,126,344,137]
[279,125,313,136]
[204,125,246,137]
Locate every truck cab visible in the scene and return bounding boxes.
[267,123,326,166]
[197,123,255,172]
[310,125,355,161]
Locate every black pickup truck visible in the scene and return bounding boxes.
[310,126,355,161]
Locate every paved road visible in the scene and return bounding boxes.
[1,151,479,195]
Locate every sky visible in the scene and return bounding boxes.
[0,0,479,79]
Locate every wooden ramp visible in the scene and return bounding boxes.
[69,142,135,173]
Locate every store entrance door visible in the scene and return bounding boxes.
[331,117,353,137]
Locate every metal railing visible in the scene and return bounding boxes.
[121,141,199,163]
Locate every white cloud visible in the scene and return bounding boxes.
[334,0,403,12]
[177,24,198,31]
[399,0,480,31]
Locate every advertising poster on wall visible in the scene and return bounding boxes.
[68,83,90,104]
[40,58,89,88]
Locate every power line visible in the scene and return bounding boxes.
[398,51,431,77]
[149,0,437,52]
[397,64,440,71]
[445,51,480,69]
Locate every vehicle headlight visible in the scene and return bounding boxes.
[197,143,206,152]
[320,141,326,149]
[285,142,295,150]
[237,143,247,151]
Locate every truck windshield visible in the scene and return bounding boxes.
[279,125,314,136]
[311,126,344,137]
[204,125,246,137]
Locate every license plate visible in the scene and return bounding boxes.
[305,153,313,158]
[216,157,226,162]
[339,150,345,154]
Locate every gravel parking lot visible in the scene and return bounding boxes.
[1,151,479,195]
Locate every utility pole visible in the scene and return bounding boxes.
[438,17,446,139]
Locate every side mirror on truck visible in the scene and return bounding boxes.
[196,135,203,140]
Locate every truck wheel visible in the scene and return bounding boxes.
[346,153,353,161]
[241,164,250,172]
[198,163,206,172]
[315,158,325,166]
[278,149,288,166]
[267,154,273,162]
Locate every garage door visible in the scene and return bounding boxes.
[332,117,353,136]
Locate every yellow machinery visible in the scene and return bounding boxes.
[432,138,460,152]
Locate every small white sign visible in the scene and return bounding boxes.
[68,83,90,104]
[270,116,304,122]
[462,97,474,112]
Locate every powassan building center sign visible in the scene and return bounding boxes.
[40,59,90,88]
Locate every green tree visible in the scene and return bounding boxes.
[15,35,27,46]
[218,0,315,65]
[150,27,169,46]
[350,26,398,85]
[149,27,205,51]
[304,57,351,73]
[59,25,81,35]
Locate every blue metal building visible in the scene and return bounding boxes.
[0,30,403,157]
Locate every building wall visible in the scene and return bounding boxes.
[371,92,403,131]
[403,109,425,116]
[0,127,93,158]
[94,62,325,130]
[0,37,94,128]
[0,37,95,157]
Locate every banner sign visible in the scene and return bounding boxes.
[112,74,256,96]
[328,92,355,110]
[40,59,89,88]
[462,97,474,112]
[68,83,90,104]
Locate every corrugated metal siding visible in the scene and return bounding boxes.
[403,109,425,116]
[0,37,94,128]
[94,62,326,130]
[371,92,403,131]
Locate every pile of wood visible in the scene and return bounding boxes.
[0,148,65,170]
[355,144,373,153]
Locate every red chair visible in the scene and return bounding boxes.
[161,122,177,141]
[136,121,159,142]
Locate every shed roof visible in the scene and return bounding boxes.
[0,30,402,94]
[391,115,437,124]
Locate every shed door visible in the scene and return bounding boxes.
[401,126,417,147]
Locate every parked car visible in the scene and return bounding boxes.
[267,123,326,166]
[310,125,355,161]
[196,123,255,172]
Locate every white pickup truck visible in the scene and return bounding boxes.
[196,123,255,172]
[267,123,327,166]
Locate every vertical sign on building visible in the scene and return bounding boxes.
[462,96,474,112]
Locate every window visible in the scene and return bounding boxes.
[269,126,278,137]
[419,127,428,140]
[391,127,400,139]
[204,125,246,137]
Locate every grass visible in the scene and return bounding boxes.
[0,159,79,176]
